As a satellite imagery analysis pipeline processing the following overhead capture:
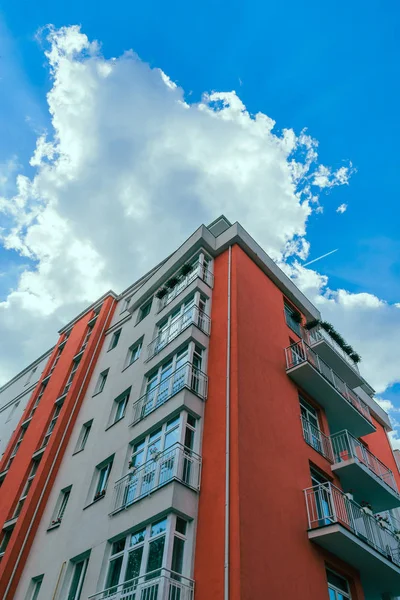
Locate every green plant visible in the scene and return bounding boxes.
[165,277,179,289]
[180,263,193,277]
[319,321,361,363]
[304,319,320,331]
[291,311,302,324]
[155,288,168,300]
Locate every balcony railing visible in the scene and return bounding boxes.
[305,483,400,566]
[131,362,208,426]
[300,416,334,463]
[305,325,360,374]
[285,340,372,424]
[111,443,201,514]
[331,430,398,492]
[159,262,214,311]
[148,306,211,360]
[88,569,194,600]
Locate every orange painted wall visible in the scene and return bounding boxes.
[0,296,116,599]
[195,245,365,600]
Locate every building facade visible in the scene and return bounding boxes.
[0,216,399,600]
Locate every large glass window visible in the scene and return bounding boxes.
[300,397,323,454]
[141,345,203,419]
[327,570,351,600]
[104,515,188,593]
[67,558,89,600]
[284,301,302,336]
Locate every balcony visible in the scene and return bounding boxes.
[88,569,194,600]
[305,324,363,388]
[131,362,208,426]
[110,443,201,514]
[305,483,400,597]
[148,306,211,361]
[300,417,334,463]
[285,341,375,437]
[158,262,214,312]
[331,431,400,511]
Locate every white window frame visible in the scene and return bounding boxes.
[25,367,37,386]
[41,401,63,449]
[104,514,190,591]
[25,575,43,600]
[327,569,351,599]
[74,421,92,454]
[121,296,133,313]
[137,298,153,323]
[29,382,47,418]
[50,486,71,527]
[63,358,81,395]
[66,557,89,600]
[92,458,113,501]
[109,388,131,426]
[94,369,109,395]
[13,459,41,518]
[109,329,122,351]
[125,339,143,369]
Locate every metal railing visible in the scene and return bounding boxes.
[285,341,372,424]
[300,416,334,463]
[131,362,208,426]
[159,262,214,311]
[111,443,201,514]
[304,483,400,566]
[148,306,210,360]
[305,325,360,374]
[88,568,194,600]
[331,430,399,493]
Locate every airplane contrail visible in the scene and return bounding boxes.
[303,248,338,267]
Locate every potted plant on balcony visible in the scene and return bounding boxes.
[155,288,168,300]
[292,311,302,324]
[304,319,320,331]
[166,276,179,289]
[150,447,161,461]
[94,489,106,501]
[51,517,62,526]
[361,501,373,516]
[180,263,193,277]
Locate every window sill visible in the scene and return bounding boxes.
[83,495,106,510]
[72,448,85,456]
[121,358,139,373]
[105,417,125,432]
[92,390,105,398]
[47,523,61,532]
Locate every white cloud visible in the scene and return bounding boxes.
[336,203,347,213]
[0,25,358,383]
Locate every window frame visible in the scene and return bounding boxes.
[91,457,114,503]
[124,339,143,369]
[109,388,131,427]
[94,369,109,395]
[26,575,43,600]
[108,329,122,351]
[104,514,189,592]
[66,557,89,600]
[74,421,93,454]
[137,298,153,324]
[50,486,72,528]
[326,569,351,600]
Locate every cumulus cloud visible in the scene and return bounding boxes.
[336,203,347,214]
[0,25,358,383]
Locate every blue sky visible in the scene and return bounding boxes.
[1,0,399,299]
[0,1,399,416]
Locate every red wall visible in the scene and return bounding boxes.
[195,245,365,600]
[0,296,116,599]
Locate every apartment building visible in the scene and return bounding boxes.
[0,216,399,600]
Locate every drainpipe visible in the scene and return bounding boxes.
[224,246,232,600]
[4,301,115,600]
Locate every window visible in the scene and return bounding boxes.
[13,460,41,518]
[300,397,323,454]
[310,467,332,526]
[284,301,302,336]
[93,458,113,501]
[105,515,188,592]
[41,402,63,449]
[122,296,133,313]
[25,367,37,386]
[75,421,92,453]
[7,427,27,469]
[136,344,203,421]
[137,299,152,323]
[125,413,197,502]
[94,369,109,395]
[27,576,43,600]
[0,529,12,554]
[5,401,20,424]
[49,344,64,376]
[109,329,122,351]
[80,324,94,353]
[327,570,351,600]
[125,340,142,368]
[29,382,47,418]
[63,359,81,395]
[67,557,89,600]
[51,487,71,527]
[110,388,131,425]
